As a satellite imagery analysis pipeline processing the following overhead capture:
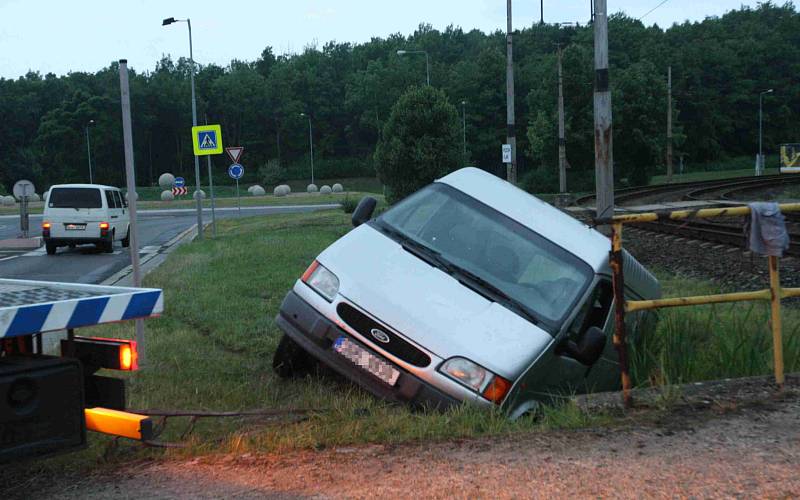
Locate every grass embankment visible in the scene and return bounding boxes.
[28,210,800,471]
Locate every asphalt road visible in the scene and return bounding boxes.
[0,205,338,284]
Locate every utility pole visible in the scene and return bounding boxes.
[461,100,467,164]
[666,66,673,182]
[557,45,567,194]
[505,0,517,183]
[593,0,613,219]
[540,0,544,24]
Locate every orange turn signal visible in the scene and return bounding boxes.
[42,222,51,229]
[482,375,512,404]
[99,222,110,230]
[301,260,320,282]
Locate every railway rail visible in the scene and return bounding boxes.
[575,174,800,207]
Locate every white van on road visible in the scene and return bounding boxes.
[42,184,130,255]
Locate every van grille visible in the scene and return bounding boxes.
[336,303,431,367]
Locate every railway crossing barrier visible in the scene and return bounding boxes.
[597,202,800,407]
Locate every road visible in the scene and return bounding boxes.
[0,205,338,284]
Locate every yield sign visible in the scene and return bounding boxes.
[225,146,244,164]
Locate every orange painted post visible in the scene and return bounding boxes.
[768,256,784,387]
[610,222,632,407]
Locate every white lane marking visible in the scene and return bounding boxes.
[0,255,18,262]
[140,246,160,253]
[22,247,46,257]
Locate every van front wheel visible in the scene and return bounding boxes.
[273,334,315,378]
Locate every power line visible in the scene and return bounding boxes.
[639,0,671,20]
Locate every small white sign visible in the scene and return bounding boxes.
[502,144,512,164]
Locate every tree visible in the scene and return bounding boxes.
[375,86,461,202]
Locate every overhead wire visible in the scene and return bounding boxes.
[639,0,671,20]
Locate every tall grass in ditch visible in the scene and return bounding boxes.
[629,275,800,387]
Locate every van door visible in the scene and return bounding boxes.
[46,187,106,240]
[114,190,129,240]
[104,190,122,239]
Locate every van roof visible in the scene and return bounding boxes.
[436,167,611,270]
[49,184,120,190]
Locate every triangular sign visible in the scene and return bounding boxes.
[225,146,244,164]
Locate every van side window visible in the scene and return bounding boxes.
[105,191,118,209]
[114,191,124,209]
[568,280,613,338]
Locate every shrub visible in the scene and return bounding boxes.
[258,159,285,186]
[374,86,461,203]
[340,196,359,214]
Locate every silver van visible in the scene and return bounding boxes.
[274,168,659,418]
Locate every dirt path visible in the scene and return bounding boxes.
[19,387,799,499]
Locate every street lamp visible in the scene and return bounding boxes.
[461,100,467,163]
[85,119,95,184]
[758,88,774,176]
[163,16,204,239]
[300,113,314,185]
[396,49,430,86]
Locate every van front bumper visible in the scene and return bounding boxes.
[275,291,459,411]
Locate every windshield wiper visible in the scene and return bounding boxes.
[376,223,451,270]
[448,264,541,325]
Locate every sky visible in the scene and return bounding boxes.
[0,0,764,79]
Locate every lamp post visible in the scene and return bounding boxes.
[300,113,314,186]
[758,88,773,176]
[163,16,204,239]
[461,100,467,163]
[396,49,430,85]
[85,119,95,184]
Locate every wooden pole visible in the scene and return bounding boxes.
[557,45,567,194]
[667,66,673,182]
[506,0,517,183]
[768,256,785,387]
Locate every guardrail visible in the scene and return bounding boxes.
[597,202,800,407]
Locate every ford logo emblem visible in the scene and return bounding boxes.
[370,328,390,344]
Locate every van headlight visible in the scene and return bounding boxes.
[301,260,340,301]
[440,357,513,404]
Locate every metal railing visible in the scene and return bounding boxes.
[598,202,800,407]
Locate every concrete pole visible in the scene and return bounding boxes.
[506,0,517,183]
[461,100,467,162]
[557,46,567,194]
[666,66,673,182]
[188,20,204,239]
[593,0,614,219]
[118,59,145,365]
[85,124,94,184]
[308,117,315,186]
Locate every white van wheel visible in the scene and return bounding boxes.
[121,228,130,248]
[102,232,114,253]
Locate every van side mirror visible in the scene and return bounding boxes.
[352,196,377,227]
[560,327,606,366]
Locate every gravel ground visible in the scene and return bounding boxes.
[18,398,800,499]
[14,377,799,499]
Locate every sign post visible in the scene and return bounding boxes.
[228,163,244,217]
[192,124,223,237]
[226,147,245,217]
[13,180,35,239]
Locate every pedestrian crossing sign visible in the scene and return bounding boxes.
[192,124,223,155]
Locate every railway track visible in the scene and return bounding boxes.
[629,219,800,258]
[575,174,800,207]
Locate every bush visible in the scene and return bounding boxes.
[519,166,595,195]
[283,157,375,180]
[341,196,359,214]
[374,86,461,203]
[258,159,286,186]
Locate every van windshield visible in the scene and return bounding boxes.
[375,183,592,327]
[48,188,102,209]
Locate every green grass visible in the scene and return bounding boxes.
[630,270,800,387]
[20,210,608,473]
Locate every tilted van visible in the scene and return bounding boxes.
[274,167,659,418]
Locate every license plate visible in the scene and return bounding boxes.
[64,224,86,231]
[333,336,400,386]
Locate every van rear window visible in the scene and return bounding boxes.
[48,188,102,209]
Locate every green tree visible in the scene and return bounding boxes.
[375,86,461,202]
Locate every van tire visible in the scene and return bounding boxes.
[45,242,56,255]
[121,228,130,248]
[102,233,114,253]
[273,334,315,378]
